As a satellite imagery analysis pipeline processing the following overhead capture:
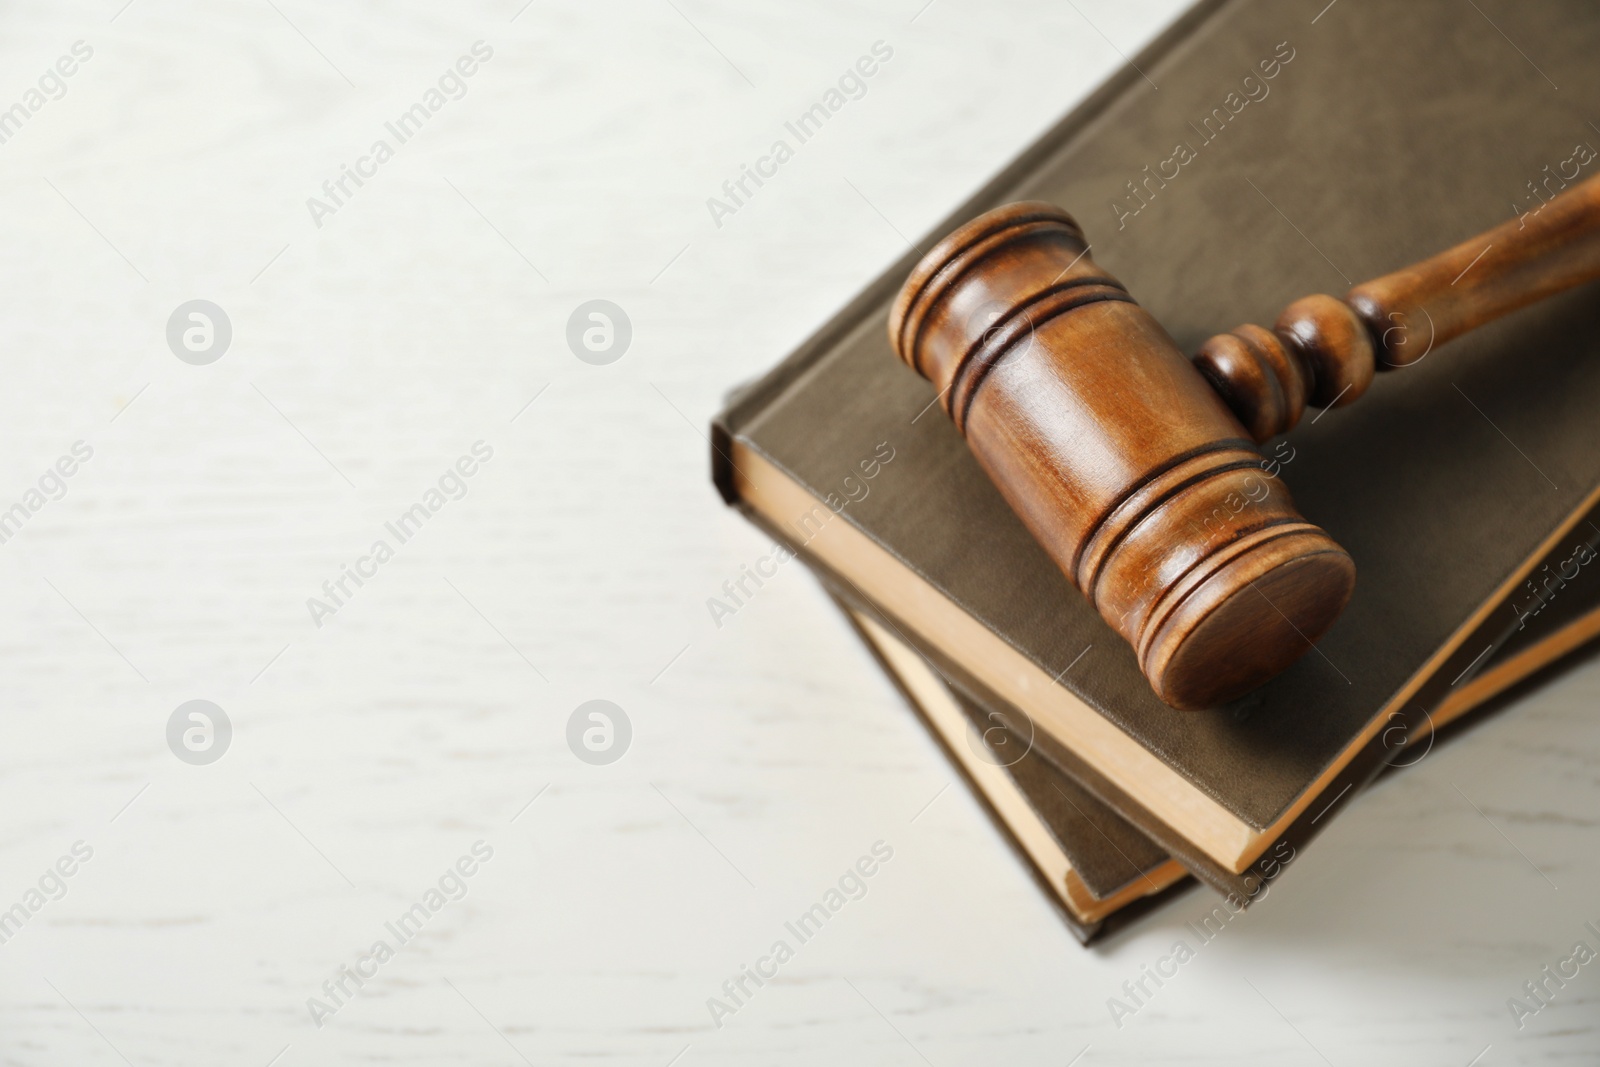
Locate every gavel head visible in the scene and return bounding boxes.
[888,202,1355,709]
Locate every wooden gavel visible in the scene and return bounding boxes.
[889,174,1600,709]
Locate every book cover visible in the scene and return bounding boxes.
[714,0,1600,883]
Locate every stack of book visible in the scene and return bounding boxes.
[714,0,1600,940]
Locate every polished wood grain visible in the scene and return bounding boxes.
[1197,171,1600,440]
[889,203,1354,709]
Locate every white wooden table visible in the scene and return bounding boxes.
[0,1,1596,1063]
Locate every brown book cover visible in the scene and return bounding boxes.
[713,0,1600,887]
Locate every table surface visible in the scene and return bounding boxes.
[1,1,1597,1064]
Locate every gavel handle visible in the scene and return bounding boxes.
[1195,172,1600,442]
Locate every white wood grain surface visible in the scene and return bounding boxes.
[0,1,1596,1063]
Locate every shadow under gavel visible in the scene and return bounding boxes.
[889,174,1600,709]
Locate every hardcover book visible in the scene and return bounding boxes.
[714,0,1600,894]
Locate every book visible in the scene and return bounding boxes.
[714,0,1600,894]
